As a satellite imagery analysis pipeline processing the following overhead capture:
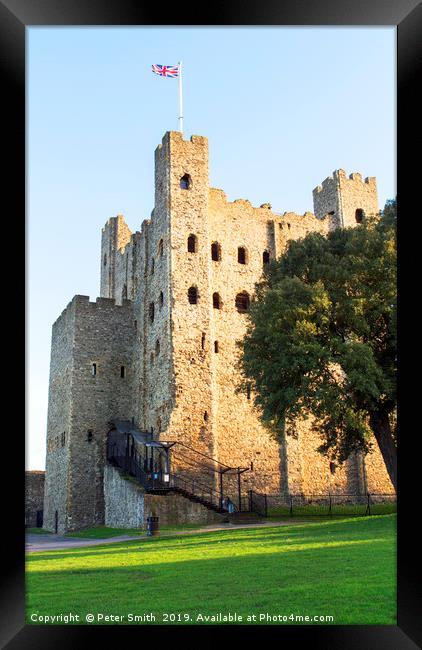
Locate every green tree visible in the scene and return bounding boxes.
[239,201,397,491]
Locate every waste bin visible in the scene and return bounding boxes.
[146,516,159,536]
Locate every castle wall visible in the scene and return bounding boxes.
[44,295,135,532]
[25,471,45,528]
[362,442,395,494]
[67,296,135,531]
[207,191,334,495]
[143,493,224,526]
[104,464,145,528]
[290,422,363,495]
[43,298,76,533]
[104,464,223,528]
[207,190,282,493]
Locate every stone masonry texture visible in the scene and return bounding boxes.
[43,131,394,533]
[104,464,223,528]
[25,471,45,527]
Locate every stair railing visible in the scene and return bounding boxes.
[169,472,228,511]
[107,431,268,515]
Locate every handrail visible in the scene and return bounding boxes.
[169,473,225,507]
[106,432,267,515]
[162,439,234,471]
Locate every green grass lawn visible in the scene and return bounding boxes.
[26,514,396,625]
[26,528,53,535]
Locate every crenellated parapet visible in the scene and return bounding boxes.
[313,168,378,230]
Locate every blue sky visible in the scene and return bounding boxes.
[27,26,396,469]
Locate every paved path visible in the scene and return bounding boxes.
[26,519,310,553]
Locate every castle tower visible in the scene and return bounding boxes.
[101,215,133,301]
[43,132,393,533]
[43,296,135,533]
[313,169,378,229]
[150,132,215,459]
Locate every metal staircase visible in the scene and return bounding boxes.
[106,428,268,517]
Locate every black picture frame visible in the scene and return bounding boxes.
[3,0,420,647]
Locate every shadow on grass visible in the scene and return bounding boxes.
[26,534,392,568]
[28,515,396,556]
[26,540,396,625]
[27,515,396,565]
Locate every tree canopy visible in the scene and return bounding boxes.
[239,201,397,490]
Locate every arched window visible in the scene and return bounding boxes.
[149,302,155,323]
[188,286,198,304]
[263,251,270,265]
[238,247,247,264]
[87,430,93,442]
[355,208,364,223]
[214,340,219,353]
[235,291,250,313]
[212,292,221,309]
[158,239,164,257]
[329,461,336,475]
[187,234,197,253]
[155,340,160,356]
[211,242,221,261]
[180,174,191,190]
[203,411,208,422]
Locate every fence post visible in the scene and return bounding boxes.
[237,468,242,512]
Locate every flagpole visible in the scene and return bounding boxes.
[178,61,183,135]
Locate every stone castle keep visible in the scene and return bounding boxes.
[44,131,393,533]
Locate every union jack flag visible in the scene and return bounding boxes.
[152,64,179,78]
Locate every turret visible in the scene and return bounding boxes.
[313,169,378,230]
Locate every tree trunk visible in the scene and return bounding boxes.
[368,407,397,492]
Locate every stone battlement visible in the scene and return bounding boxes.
[53,295,133,329]
[314,169,376,194]
[209,187,325,224]
[156,130,208,152]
